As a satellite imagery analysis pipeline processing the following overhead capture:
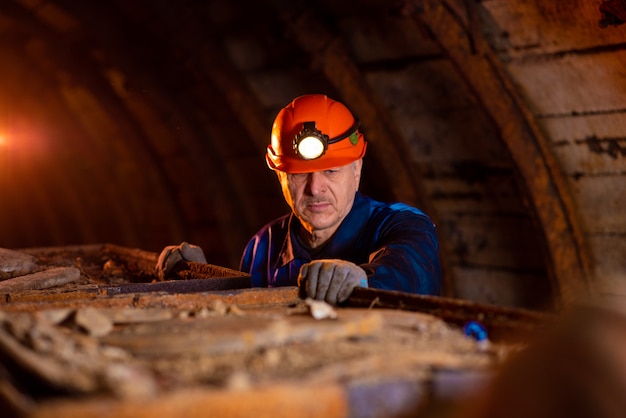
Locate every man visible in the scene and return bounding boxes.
[157,94,441,304]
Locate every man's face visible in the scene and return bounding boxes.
[277,160,363,237]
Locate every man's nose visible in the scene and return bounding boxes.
[305,171,326,195]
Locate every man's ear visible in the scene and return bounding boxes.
[353,159,363,190]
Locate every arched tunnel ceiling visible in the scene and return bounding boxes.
[2,0,625,310]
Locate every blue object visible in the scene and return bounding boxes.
[240,192,441,295]
[464,321,488,342]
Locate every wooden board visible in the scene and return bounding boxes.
[424,175,531,215]
[569,176,626,233]
[450,266,550,309]
[393,109,507,164]
[506,51,626,115]
[438,215,546,270]
[588,234,626,295]
[482,0,626,56]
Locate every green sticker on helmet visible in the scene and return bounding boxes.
[349,131,359,145]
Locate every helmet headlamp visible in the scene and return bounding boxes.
[293,122,328,160]
[293,120,360,161]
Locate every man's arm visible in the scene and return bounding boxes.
[360,211,441,295]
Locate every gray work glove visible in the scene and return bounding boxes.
[297,259,368,305]
[155,241,207,281]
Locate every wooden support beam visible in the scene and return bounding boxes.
[407,0,593,306]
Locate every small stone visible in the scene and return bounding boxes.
[0,248,37,280]
[228,305,246,317]
[103,363,158,399]
[226,370,251,391]
[210,299,227,315]
[75,308,113,337]
[35,309,73,326]
[305,298,338,320]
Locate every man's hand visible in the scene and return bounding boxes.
[297,259,368,305]
[155,242,207,281]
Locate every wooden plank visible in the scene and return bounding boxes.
[482,0,626,56]
[438,214,545,270]
[569,176,626,234]
[424,174,530,215]
[506,51,626,115]
[542,113,626,175]
[588,234,626,295]
[450,266,551,309]
[388,108,506,164]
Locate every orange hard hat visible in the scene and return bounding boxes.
[266,94,367,173]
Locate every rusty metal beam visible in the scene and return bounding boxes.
[405,0,593,306]
[343,287,550,343]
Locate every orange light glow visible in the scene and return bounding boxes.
[0,134,6,146]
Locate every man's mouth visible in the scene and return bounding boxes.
[305,201,330,212]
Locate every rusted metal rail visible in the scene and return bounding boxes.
[343,287,550,342]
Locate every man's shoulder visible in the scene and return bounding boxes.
[363,194,428,218]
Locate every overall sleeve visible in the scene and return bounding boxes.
[359,210,441,295]
[240,232,275,288]
[239,215,292,288]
